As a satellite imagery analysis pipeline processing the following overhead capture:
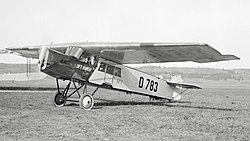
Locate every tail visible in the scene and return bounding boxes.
[167,75,201,101]
[172,91,182,101]
[169,75,183,101]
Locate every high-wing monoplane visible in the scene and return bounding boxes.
[4,42,239,110]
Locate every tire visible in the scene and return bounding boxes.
[79,94,94,110]
[53,92,66,107]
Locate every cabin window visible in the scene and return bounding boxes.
[98,62,106,72]
[98,62,122,77]
[106,64,115,75]
[114,67,121,77]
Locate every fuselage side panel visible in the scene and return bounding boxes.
[89,58,173,99]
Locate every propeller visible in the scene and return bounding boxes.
[38,42,52,71]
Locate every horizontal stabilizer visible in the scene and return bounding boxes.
[167,82,202,89]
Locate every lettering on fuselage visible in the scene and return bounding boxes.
[138,76,158,92]
[76,64,92,72]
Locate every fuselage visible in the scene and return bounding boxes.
[40,47,179,99]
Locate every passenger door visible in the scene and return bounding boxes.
[104,64,114,84]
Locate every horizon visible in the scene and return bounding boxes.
[0,0,249,69]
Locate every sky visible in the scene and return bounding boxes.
[0,0,249,69]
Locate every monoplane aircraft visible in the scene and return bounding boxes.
[4,42,239,110]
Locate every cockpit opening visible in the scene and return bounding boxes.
[65,46,83,59]
[65,46,98,66]
[79,55,97,66]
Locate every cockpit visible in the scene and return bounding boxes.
[65,46,98,66]
[65,46,83,59]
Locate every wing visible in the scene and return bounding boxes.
[4,44,67,59]
[98,43,240,64]
[4,46,40,59]
[5,42,240,64]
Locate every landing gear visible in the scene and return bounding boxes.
[79,94,94,110]
[53,79,99,110]
[53,92,66,107]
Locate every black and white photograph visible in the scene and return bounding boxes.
[0,0,249,140]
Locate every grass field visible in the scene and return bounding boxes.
[0,82,250,140]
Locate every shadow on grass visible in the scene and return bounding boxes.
[65,98,237,111]
[168,104,236,111]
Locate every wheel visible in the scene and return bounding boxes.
[79,94,94,110]
[53,92,66,107]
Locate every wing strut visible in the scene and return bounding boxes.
[26,58,31,77]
